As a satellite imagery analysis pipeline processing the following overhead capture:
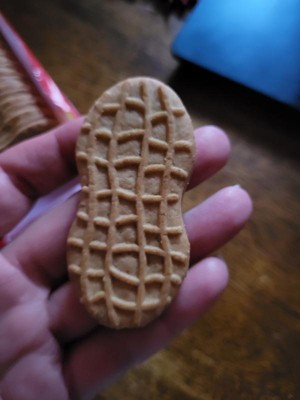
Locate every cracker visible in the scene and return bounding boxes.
[0,41,56,151]
[67,77,195,328]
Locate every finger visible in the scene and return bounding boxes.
[1,195,79,287]
[3,185,251,291]
[0,118,82,236]
[0,123,227,237]
[47,185,251,343]
[64,257,228,399]
[48,279,97,343]
[4,183,250,341]
[188,126,230,190]
[185,185,253,263]
[0,254,38,314]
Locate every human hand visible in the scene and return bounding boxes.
[0,119,252,399]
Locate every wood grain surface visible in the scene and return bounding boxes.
[2,1,300,399]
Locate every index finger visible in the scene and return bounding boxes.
[0,122,229,237]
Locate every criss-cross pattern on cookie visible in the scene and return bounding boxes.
[68,79,194,327]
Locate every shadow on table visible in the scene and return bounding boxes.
[168,62,300,164]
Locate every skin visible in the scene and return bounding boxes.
[0,119,252,400]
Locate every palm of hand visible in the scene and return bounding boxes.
[0,120,251,400]
[0,252,66,398]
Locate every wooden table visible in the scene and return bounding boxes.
[2,1,300,398]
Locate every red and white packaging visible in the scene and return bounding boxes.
[0,13,81,246]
